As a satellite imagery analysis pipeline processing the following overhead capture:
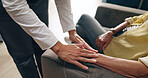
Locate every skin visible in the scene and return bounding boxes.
[51,29,98,70]
[94,54,148,78]
[96,22,130,51]
[69,30,98,52]
[95,21,148,77]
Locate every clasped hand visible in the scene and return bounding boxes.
[96,31,113,51]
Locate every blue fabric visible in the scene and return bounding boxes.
[76,14,107,54]
[140,0,148,10]
[76,14,125,54]
[106,0,141,9]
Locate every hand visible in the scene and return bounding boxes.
[69,29,98,53]
[51,41,98,70]
[96,31,113,51]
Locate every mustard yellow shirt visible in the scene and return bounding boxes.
[125,11,148,26]
[104,12,148,67]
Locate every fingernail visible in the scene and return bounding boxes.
[93,52,96,54]
[94,54,99,57]
[92,59,97,62]
[85,67,88,70]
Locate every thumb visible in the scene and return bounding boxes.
[84,44,98,53]
[102,42,109,50]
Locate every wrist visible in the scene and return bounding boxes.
[68,29,77,36]
[108,28,117,35]
[50,41,64,54]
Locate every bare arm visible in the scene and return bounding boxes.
[94,54,148,78]
[96,21,129,51]
[111,21,130,34]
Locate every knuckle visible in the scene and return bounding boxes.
[100,39,104,42]
[75,56,79,59]
[76,52,82,55]
[62,56,67,60]
[82,58,87,62]
[77,48,82,51]
[69,55,76,60]
[88,54,95,57]
[89,54,93,57]
[86,59,91,62]
[82,53,88,57]
[98,39,101,41]
[92,54,97,57]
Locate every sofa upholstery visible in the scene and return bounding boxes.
[42,49,129,78]
[95,3,146,28]
[41,3,146,78]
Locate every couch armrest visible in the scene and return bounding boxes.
[41,50,90,78]
[41,49,65,78]
[95,3,146,28]
[41,49,128,78]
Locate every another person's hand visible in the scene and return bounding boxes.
[96,31,113,51]
[69,29,98,53]
[51,41,98,70]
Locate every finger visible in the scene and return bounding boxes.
[76,35,85,42]
[71,61,88,70]
[77,57,97,63]
[99,42,105,51]
[102,41,111,50]
[75,43,84,49]
[80,53,98,58]
[97,42,103,51]
[98,39,105,51]
[76,36,98,52]
[73,35,82,43]
[78,41,97,52]
[95,38,102,49]
[102,43,107,50]
[95,39,99,47]
[83,43,98,53]
[79,49,96,54]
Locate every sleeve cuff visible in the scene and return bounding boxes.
[125,17,134,25]
[139,57,148,67]
[63,26,76,33]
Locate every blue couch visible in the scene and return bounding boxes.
[106,0,148,10]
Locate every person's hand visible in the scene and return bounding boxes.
[69,29,98,53]
[51,41,98,70]
[96,31,113,51]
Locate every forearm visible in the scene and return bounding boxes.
[109,21,129,35]
[1,0,59,50]
[113,21,129,32]
[95,54,148,77]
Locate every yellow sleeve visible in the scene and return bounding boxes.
[125,11,148,26]
[125,16,139,25]
[139,56,148,67]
